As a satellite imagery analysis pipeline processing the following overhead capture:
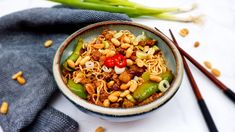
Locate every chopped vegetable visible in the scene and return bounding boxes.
[114,66,125,74]
[85,61,94,69]
[135,32,147,43]
[104,57,115,68]
[160,71,174,83]
[133,81,159,102]
[63,39,83,71]
[102,40,109,48]
[113,54,127,68]
[67,79,87,99]
[102,65,112,73]
[152,45,159,51]
[141,71,150,82]
[158,80,170,92]
[136,50,148,59]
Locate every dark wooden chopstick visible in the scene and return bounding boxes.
[169,29,218,132]
[154,27,235,103]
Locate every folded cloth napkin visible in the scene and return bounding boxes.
[0,7,130,132]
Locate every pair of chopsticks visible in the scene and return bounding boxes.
[154,27,235,132]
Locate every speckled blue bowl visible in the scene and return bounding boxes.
[53,21,183,122]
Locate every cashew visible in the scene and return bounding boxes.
[106,50,116,57]
[110,91,122,97]
[120,81,131,90]
[107,81,115,88]
[108,95,118,102]
[93,43,104,49]
[123,36,130,43]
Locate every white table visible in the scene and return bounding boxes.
[1,0,235,132]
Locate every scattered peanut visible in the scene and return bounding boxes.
[136,58,144,67]
[79,56,90,65]
[12,71,23,80]
[111,38,120,46]
[95,126,105,132]
[103,99,110,107]
[126,59,133,66]
[0,101,9,114]
[17,76,26,85]
[120,90,130,97]
[93,44,104,49]
[194,41,200,48]
[179,28,189,37]
[121,43,131,49]
[107,81,114,88]
[204,61,212,69]
[211,68,221,77]
[85,84,95,95]
[126,46,133,58]
[67,59,75,69]
[44,40,53,48]
[150,75,162,83]
[106,50,116,57]
[129,80,138,92]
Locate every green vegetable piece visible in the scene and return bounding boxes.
[63,39,83,71]
[160,70,174,83]
[67,79,87,99]
[152,45,159,51]
[133,81,159,102]
[141,71,150,82]
[103,40,109,48]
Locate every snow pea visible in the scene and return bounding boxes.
[67,79,87,99]
[63,39,83,71]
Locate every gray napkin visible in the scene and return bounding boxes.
[0,7,130,132]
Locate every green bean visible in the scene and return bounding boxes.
[67,79,87,99]
[133,81,159,102]
[63,39,83,71]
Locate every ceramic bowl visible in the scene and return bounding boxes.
[53,21,183,122]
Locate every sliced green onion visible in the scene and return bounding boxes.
[136,50,148,59]
[102,40,109,48]
[158,80,170,92]
[152,45,159,51]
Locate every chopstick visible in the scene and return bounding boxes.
[154,27,235,103]
[169,29,218,132]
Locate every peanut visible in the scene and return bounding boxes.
[121,43,131,49]
[85,84,95,95]
[107,81,115,89]
[110,91,122,97]
[95,126,105,132]
[136,58,144,67]
[111,38,120,46]
[120,90,130,97]
[129,80,138,92]
[126,46,133,58]
[106,50,116,57]
[120,82,131,90]
[79,56,90,65]
[44,40,53,48]
[67,59,75,69]
[12,71,23,80]
[150,75,162,83]
[93,44,104,49]
[126,59,133,66]
[179,28,189,37]
[194,41,200,48]
[103,99,110,107]
[211,68,221,77]
[17,76,26,85]
[0,101,8,114]
[204,61,212,69]
[108,95,118,102]
[123,36,130,43]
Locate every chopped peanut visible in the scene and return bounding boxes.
[211,68,221,77]
[179,28,189,37]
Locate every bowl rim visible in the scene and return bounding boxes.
[53,20,183,116]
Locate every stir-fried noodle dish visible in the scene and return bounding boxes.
[62,29,174,108]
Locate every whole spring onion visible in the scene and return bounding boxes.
[49,0,201,23]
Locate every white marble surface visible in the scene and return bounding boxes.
[1,0,235,132]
